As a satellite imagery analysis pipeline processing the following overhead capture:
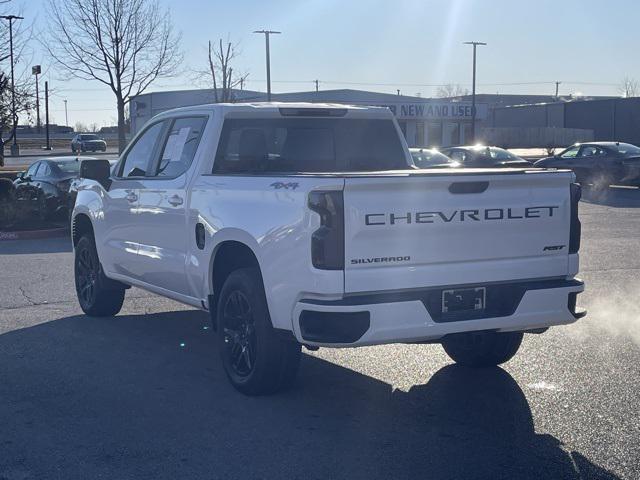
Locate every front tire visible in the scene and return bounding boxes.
[441,331,523,367]
[217,267,301,395]
[74,235,125,316]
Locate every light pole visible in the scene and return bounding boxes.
[63,99,69,127]
[1,15,24,155]
[32,65,41,133]
[253,30,281,101]
[463,41,486,144]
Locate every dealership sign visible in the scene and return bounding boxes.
[377,102,488,121]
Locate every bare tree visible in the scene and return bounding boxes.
[0,0,34,143]
[206,38,248,103]
[619,76,639,98]
[435,83,469,99]
[45,0,181,151]
[74,121,88,133]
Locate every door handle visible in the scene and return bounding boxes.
[125,192,138,203]
[168,195,183,207]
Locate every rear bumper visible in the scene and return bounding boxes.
[292,278,585,347]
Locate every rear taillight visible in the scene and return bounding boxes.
[308,190,344,270]
[569,182,581,254]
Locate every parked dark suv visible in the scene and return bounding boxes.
[71,134,107,153]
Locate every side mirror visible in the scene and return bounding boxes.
[80,159,111,190]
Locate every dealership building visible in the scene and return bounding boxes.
[130,88,490,148]
[131,88,629,148]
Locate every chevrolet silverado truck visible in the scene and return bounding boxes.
[72,103,585,395]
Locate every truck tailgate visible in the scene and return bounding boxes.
[343,171,573,293]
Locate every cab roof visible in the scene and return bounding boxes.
[155,102,394,119]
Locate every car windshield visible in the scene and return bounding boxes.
[614,143,640,157]
[55,160,81,174]
[80,134,99,140]
[410,149,454,168]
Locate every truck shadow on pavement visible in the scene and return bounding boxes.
[0,235,72,255]
[0,310,621,480]
[581,185,640,207]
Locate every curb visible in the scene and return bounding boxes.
[0,227,69,241]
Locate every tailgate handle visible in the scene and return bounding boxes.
[448,181,489,194]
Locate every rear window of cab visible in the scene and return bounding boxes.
[213,118,409,173]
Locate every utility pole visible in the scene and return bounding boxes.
[253,30,281,101]
[63,99,69,127]
[45,81,51,150]
[240,78,244,90]
[314,79,319,92]
[463,41,487,144]
[555,81,561,99]
[397,89,401,96]
[1,15,24,156]
[32,65,41,133]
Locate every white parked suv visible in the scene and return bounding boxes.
[72,103,585,395]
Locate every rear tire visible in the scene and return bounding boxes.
[74,235,125,316]
[217,267,301,395]
[441,331,523,367]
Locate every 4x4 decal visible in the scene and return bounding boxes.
[270,181,299,190]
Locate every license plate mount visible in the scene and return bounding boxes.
[441,287,486,314]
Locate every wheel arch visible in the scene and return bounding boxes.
[72,212,94,247]
[208,239,267,329]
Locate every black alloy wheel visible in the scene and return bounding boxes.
[221,290,257,378]
[74,235,125,316]
[216,267,301,395]
[76,243,99,308]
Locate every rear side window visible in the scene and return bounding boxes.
[213,118,408,173]
[153,117,207,178]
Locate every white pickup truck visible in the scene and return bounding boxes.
[72,103,585,395]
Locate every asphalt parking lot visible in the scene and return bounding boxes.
[1,187,639,480]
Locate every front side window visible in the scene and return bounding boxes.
[489,147,517,161]
[153,117,207,178]
[119,121,165,178]
[213,118,407,173]
[579,145,605,157]
[448,150,467,162]
[560,146,580,158]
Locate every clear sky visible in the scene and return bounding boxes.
[7,0,640,126]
